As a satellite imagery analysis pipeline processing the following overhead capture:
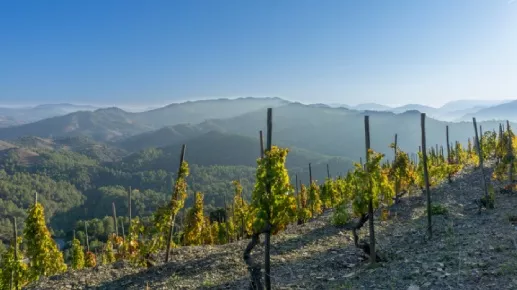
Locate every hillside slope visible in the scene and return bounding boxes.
[461,100,517,122]
[0,104,99,126]
[0,97,288,141]
[1,136,127,162]
[117,131,354,182]
[120,104,516,161]
[0,108,151,141]
[26,163,517,289]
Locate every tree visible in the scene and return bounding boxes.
[24,202,67,280]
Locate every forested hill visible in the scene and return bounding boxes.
[114,104,517,162]
[0,131,351,248]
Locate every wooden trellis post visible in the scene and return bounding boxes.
[364,115,376,264]
[165,144,187,263]
[472,118,488,199]
[421,113,432,239]
[264,108,273,290]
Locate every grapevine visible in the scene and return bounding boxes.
[24,202,67,280]
[251,146,296,234]
[84,251,97,268]
[201,217,214,245]
[389,145,416,196]
[101,238,116,265]
[0,237,27,290]
[296,183,312,224]
[70,237,85,270]
[232,180,252,238]
[320,178,339,209]
[307,180,323,216]
[183,192,205,246]
[146,161,189,254]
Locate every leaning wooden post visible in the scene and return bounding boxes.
[326,164,331,179]
[165,144,187,263]
[393,134,400,203]
[309,163,313,183]
[231,200,236,242]
[85,220,90,252]
[446,126,451,183]
[507,120,514,183]
[364,115,376,264]
[128,186,132,241]
[421,113,432,239]
[472,118,488,199]
[394,133,398,161]
[243,133,265,288]
[112,202,119,236]
[240,182,245,240]
[498,123,504,164]
[259,130,265,159]
[120,217,126,241]
[295,174,299,209]
[223,193,230,242]
[264,108,273,290]
[298,178,305,224]
[480,125,484,159]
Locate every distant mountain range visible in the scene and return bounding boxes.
[0,97,287,141]
[112,104,514,162]
[0,103,99,127]
[340,99,512,121]
[0,97,515,163]
[1,98,514,129]
[460,100,517,122]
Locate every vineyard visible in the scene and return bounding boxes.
[2,108,517,290]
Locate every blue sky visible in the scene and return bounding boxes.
[0,0,516,107]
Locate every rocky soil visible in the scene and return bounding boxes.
[26,163,517,289]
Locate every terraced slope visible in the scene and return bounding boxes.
[27,162,517,290]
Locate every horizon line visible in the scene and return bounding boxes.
[0,96,514,111]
